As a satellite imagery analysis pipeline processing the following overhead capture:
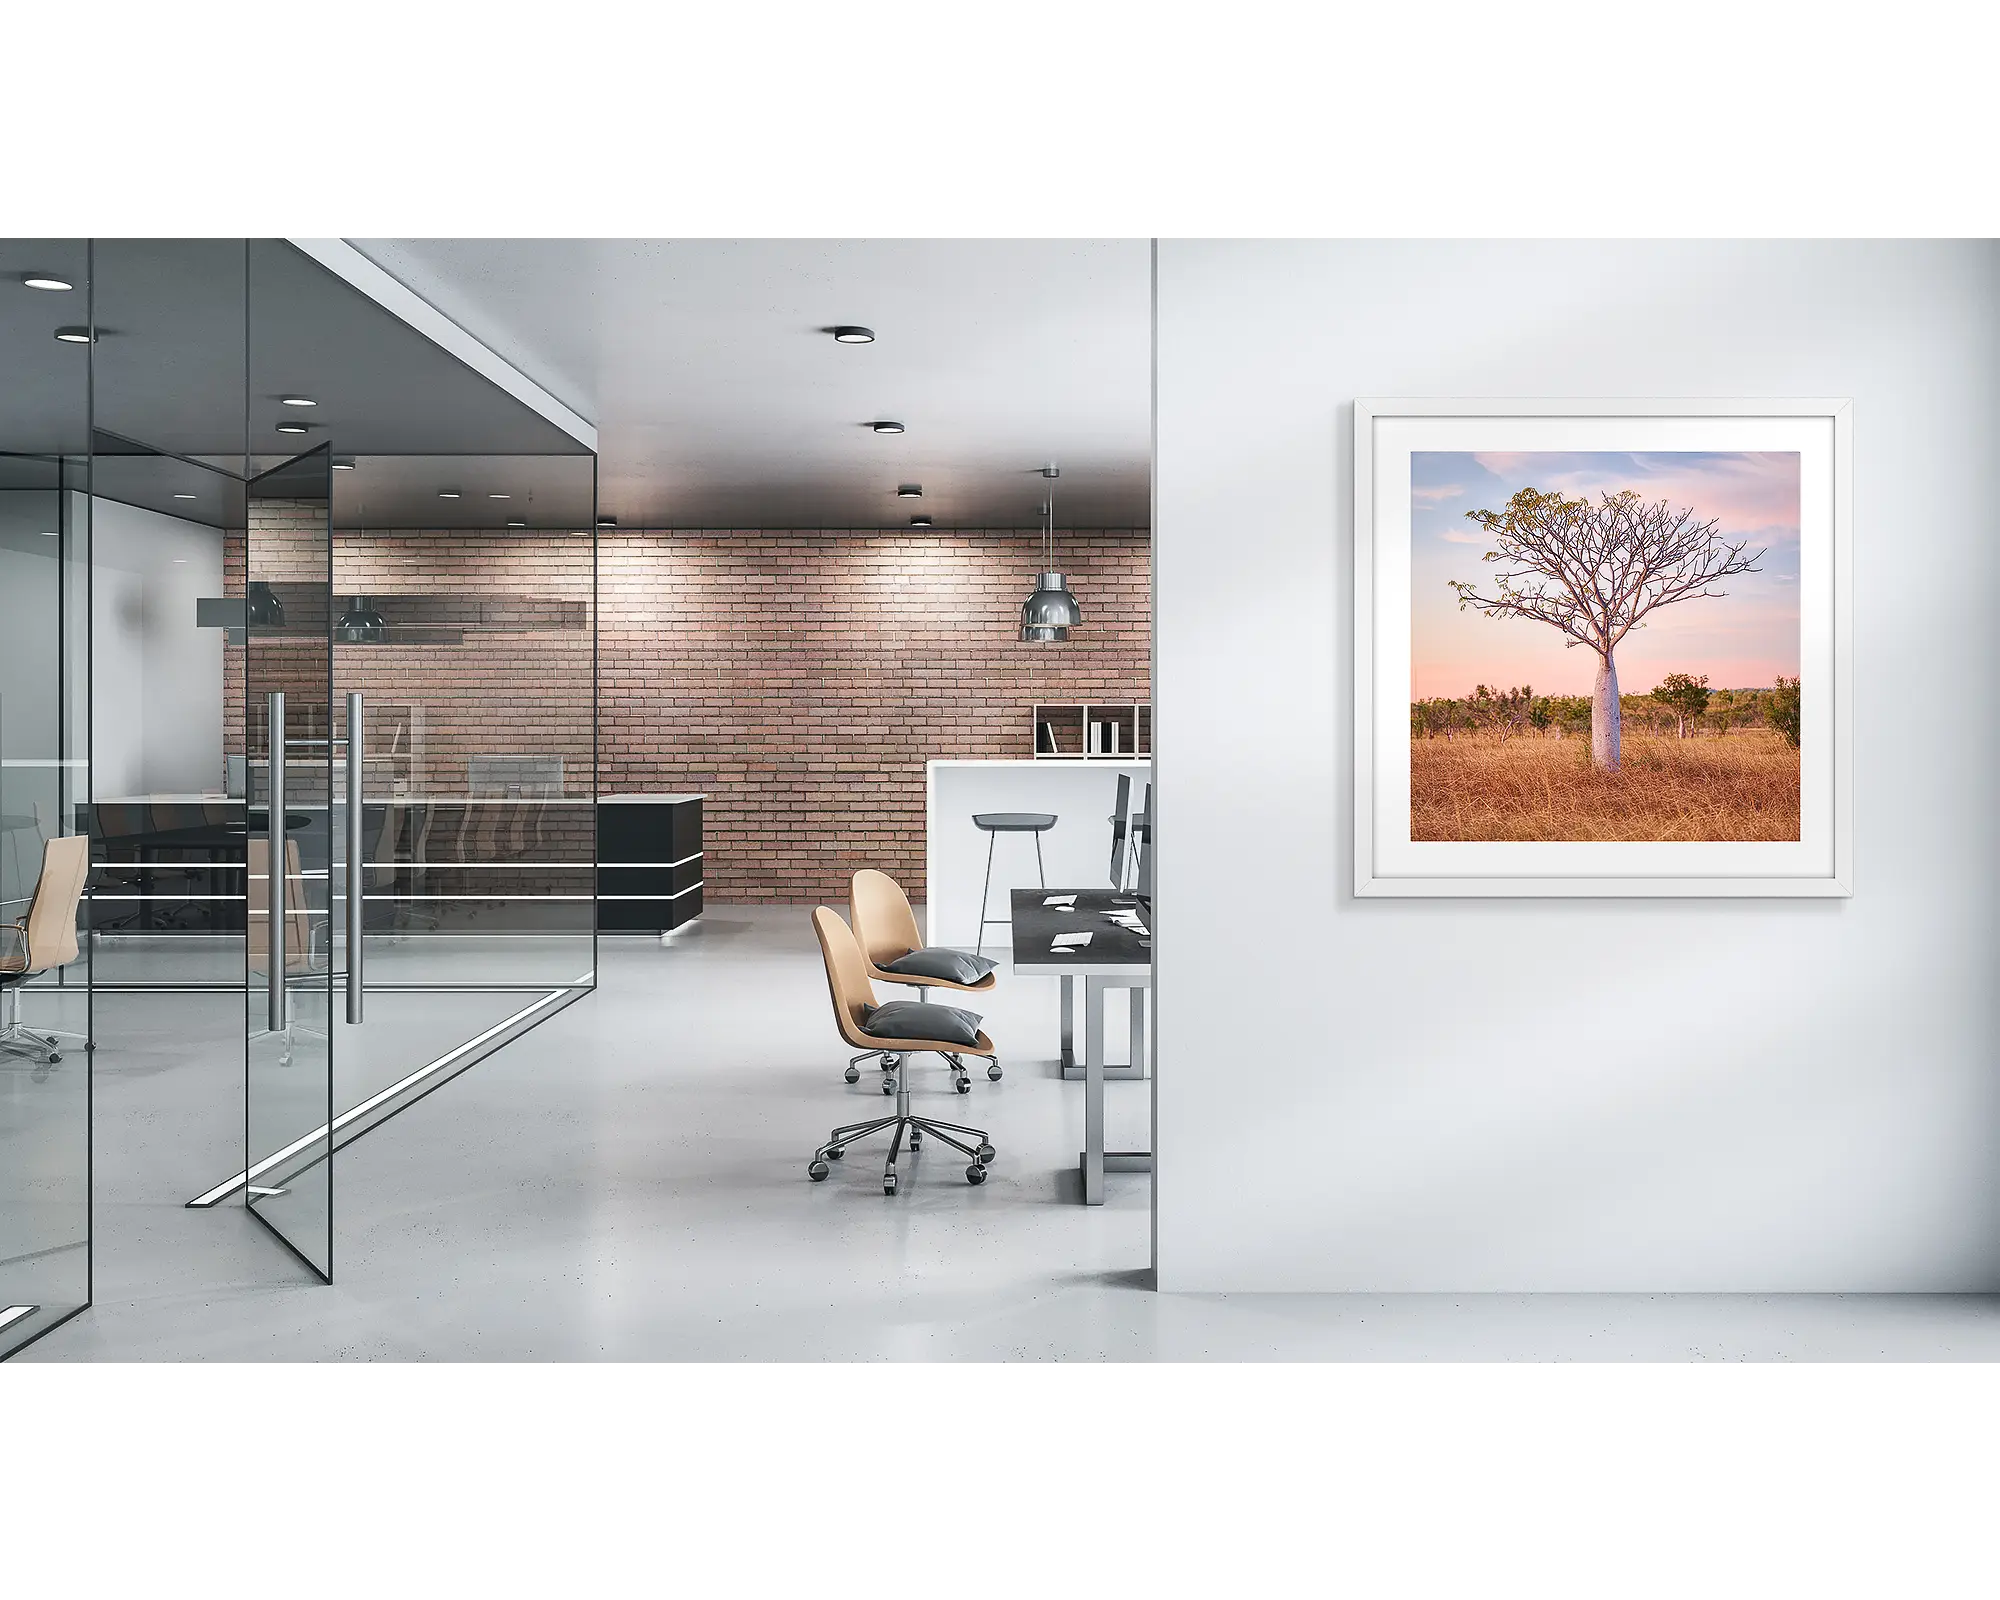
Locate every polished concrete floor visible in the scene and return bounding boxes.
[22,906,2000,1361]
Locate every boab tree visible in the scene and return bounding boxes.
[1448,488,1762,770]
[1652,671,1711,739]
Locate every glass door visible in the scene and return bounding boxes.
[244,444,335,1279]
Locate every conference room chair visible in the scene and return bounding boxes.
[848,867,1001,1091]
[0,835,91,1066]
[808,906,997,1195]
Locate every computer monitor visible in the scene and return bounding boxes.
[1133,783,1152,901]
[1108,774,1132,888]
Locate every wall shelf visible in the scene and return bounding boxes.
[1031,702,1150,760]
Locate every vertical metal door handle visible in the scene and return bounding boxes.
[345,691,364,1023]
[266,692,286,1034]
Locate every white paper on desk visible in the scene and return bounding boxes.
[1043,894,1077,907]
[1050,931,1092,949]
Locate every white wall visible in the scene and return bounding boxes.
[1154,240,2000,1292]
[91,498,225,798]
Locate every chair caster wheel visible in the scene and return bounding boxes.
[809,1160,830,1182]
[881,1078,896,1095]
[825,1145,844,1159]
[910,1131,922,1149]
[966,1163,987,1185]
[987,1062,1002,1080]
[844,1067,860,1084]
[955,1078,971,1094]
[48,1053,62,1064]
[883,1174,899,1195]
[976,1143,996,1165]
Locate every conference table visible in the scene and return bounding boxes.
[1010,888,1153,1206]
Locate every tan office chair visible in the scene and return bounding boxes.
[0,835,91,1066]
[808,906,996,1195]
[848,867,1001,1091]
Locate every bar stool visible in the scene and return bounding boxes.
[973,811,1056,957]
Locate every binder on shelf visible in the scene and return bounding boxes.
[1036,719,1060,754]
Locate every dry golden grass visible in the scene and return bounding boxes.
[1411,729,1800,842]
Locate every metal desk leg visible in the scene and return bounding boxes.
[1130,984,1147,1082]
[1060,974,1075,1072]
[1082,976,1105,1205]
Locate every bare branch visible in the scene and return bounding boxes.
[1449,487,1764,659]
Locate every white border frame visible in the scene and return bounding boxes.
[1353,397,1852,898]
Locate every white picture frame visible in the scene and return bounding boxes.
[1354,398,1853,898]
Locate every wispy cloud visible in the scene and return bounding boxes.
[1440,528,1491,544]
[1412,483,1464,506]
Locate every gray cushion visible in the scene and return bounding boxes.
[860,1000,984,1048]
[879,947,997,986]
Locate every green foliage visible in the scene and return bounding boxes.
[1766,675,1802,749]
[1652,671,1711,738]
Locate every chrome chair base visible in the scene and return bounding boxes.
[811,1054,997,1194]
[841,1046,1000,1093]
[0,988,90,1065]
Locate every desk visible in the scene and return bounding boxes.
[1010,888,1152,1205]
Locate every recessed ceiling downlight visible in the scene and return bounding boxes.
[832,326,875,344]
[507,520,527,529]
[53,326,93,343]
[870,420,906,434]
[173,493,198,500]
[896,484,923,499]
[909,515,933,528]
[275,420,309,434]
[488,492,510,500]
[437,490,461,499]
[23,274,74,291]
[280,396,316,407]
[596,516,617,528]
[331,458,356,470]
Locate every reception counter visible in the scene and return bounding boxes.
[924,759,1149,948]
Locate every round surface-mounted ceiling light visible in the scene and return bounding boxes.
[23,274,74,291]
[896,484,923,499]
[279,396,316,407]
[909,515,933,528]
[173,492,198,500]
[870,420,906,434]
[832,325,875,343]
[331,458,356,470]
[275,420,309,434]
[53,326,94,343]
[437,490,461,499]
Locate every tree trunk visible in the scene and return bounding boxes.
[1676,714,1686,739]
[1591,652,1621,770]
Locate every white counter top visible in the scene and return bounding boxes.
[927,759,1148,770]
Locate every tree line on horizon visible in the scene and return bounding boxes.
[1411,674,1801,748]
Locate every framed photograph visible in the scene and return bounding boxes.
[1354,398,1852,897]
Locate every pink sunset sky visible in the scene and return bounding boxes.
[1410,450,1801,700]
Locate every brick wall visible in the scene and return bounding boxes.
[599,527,1150,902]
[226,523,1151,903]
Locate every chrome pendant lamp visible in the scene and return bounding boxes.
[335,595,387,644]
[1020,465,1081,642]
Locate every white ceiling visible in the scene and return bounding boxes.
[350,239,1152,529]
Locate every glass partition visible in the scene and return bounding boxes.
[1,238,93,1356]
[12,238,598,1303]
[331,451,597,1136]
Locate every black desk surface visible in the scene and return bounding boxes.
[1008,888,1151,971]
